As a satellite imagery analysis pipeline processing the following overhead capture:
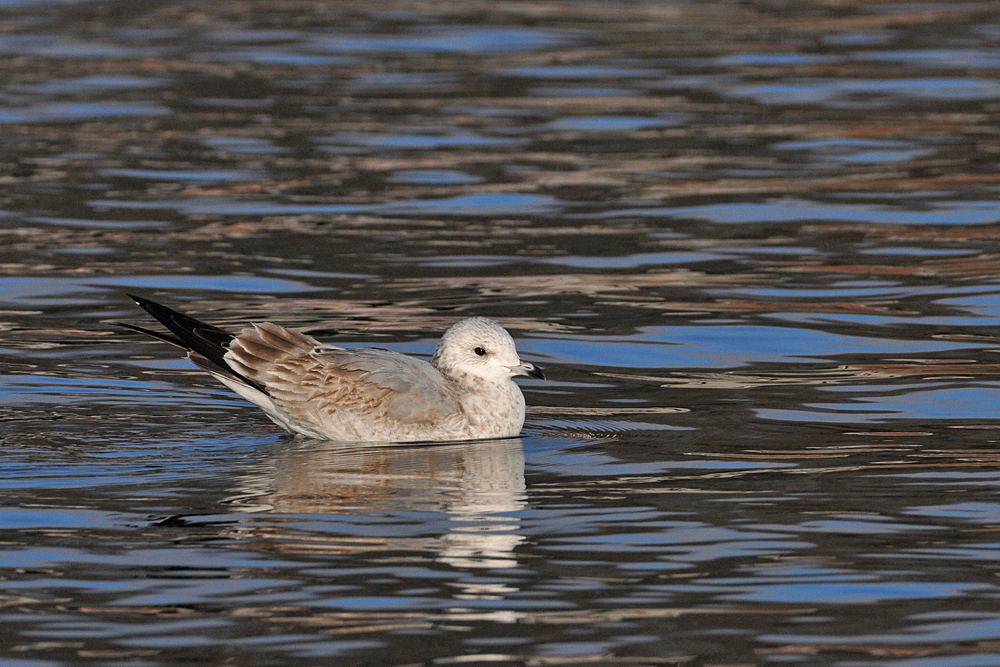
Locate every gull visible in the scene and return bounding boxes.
[122,294,544,443]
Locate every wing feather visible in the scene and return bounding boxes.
[225,326,462,437]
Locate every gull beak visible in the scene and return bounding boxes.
[509,361,545,380]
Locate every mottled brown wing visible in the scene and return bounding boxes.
[225,324,461,428]
[222,321,320,384]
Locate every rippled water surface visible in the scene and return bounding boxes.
[5,1,1000,665]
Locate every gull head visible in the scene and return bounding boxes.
[432,317,544,385]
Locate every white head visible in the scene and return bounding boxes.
[432,317,543,386]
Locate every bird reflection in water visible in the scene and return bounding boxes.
[225,438,527,571]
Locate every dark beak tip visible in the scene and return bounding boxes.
[528,364,545,380]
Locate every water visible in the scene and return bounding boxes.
[3,1,1000,664]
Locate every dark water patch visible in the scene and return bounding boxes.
[320,131,524,150]
[500,65,663,80]
[99,168,264,183]
[0,101,170,123]
[725,78,1000,107]
[598,199,1000,226]
[312,27,569,54]
[197,136,286,155]
[386,169,484,185]
[712,53,843,67]
[89,193,562,217]
[856,48,1000,68]
[0,275,316,307]
[8,75,170,95]
[0,35,155,59]
[2,0,1000,665]
[28,216,170,229]
[773,138,937,165]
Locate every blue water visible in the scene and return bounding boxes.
[3,1,1000,666]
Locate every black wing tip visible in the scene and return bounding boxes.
[126,292,158,319]
[124,292,268,395]
[126,292,169,319]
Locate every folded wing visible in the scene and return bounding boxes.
[226,324,463,440]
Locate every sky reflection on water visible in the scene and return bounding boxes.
[3,1,1000,666]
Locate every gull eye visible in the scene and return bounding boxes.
[474,346,486,356]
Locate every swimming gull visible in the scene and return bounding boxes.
[122,294,544,443]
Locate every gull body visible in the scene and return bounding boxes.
[123,295,543,444]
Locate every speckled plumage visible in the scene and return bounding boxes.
[123,295,543,443]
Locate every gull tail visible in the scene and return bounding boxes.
[122,293,266,394]
[122,294,328,438]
